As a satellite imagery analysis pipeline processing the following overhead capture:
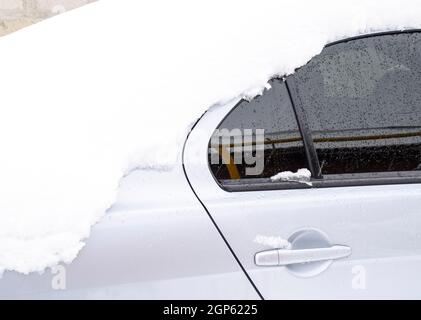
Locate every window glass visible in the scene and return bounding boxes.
[292,32,421,175]
[209,79,308,182]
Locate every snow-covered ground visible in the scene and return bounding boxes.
[1,0,421,275]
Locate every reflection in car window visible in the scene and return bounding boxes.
[209,79,308,182]
[292,32,421,175]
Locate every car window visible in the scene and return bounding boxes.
[291,32,421,175]
[208,78,308,183]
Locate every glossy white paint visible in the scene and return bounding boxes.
[184,100,421,299]
[0,165,258,299]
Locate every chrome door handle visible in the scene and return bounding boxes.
[255,245,351,267]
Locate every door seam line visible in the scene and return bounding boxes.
[181,116,265,300]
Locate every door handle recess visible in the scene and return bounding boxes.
[255,245,351,267]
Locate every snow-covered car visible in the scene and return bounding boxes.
[1,28,420,299]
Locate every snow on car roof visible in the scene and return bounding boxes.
[1,0,421,274]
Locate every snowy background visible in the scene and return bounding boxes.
[0,0,95,36]
[1,0,421,275]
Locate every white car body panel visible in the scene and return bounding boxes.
[2,33,421,300]
[1,100,420,300]
[0,165,258,299]
[184,100,421,299]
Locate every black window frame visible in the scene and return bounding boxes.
[210,29,421,192]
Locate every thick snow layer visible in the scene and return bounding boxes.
[1,0,421,274]
[271,169,312,186]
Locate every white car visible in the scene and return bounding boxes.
[1,29,421,300]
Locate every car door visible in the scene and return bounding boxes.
[183,31,421,299]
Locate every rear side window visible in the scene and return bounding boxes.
[209,79,308,183]
[291,32,421,175]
